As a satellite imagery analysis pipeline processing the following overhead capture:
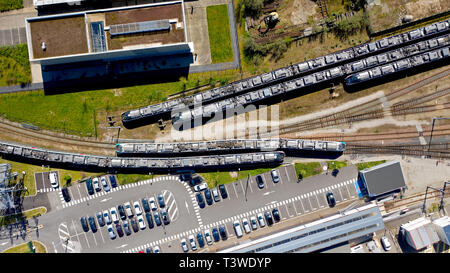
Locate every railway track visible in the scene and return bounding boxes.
[344,143,450,159]
[383,187,450,213]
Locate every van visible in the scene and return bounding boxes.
[380,236,392,251]
[49,172,59,189]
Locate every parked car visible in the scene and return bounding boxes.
[256,175,264,189]
[103,210,111,225]
[250,216,258,230]
[80,216,89,232]
[212,227,220,242]
[49,172,59,189]
[153,211,162,226]
[367,240,382,253]
[219,225,228,240]
[219,184,228,199]
[271,169,280,183]
[196,193,205,209]
[181,239,189,252]
[272,208,281,222]
[109,175,118,188]
[117,205,126,220]
[380,236,392,251]
[145,247,153,253]
[188,234,197,251]
[141,198,150,213]
[107,225,116,239]
[197,232,205,248]
[194,183,208,192]
[332,169,339,177]
[326,192,336,207]
[204,189,213,205]
[264,211,274,226]
[153,246,160,253]
[257,213,266,228]
[110,207,119,223]
[160,209,170,225]
[122,220,131,236]
[100,176,110,192]
[204,229,213,245]
[180,172,193,183]
[85,178,94,195]
[191,175,203,187]
[233,220,243,237]
[137,215,146,230]
[93,177,101,192]
[115,223,124,237]
[145,212,154,229]
[149,197,157,211]
[157,194,165,208]
[124,202,134,218]
[96,212,105,227]
[133,201,143,216]
[212,187,221,202]
[242,218,251,234]
[130,217,139,233]
[61,187,70,202]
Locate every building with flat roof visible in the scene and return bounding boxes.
[401,217,439,250]
[219,203,384,253]
[33,0,86,7]
[432,216,450,246]
[26,1,192,66]
[358,160,407,199]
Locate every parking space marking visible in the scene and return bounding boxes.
[232,182,239,199]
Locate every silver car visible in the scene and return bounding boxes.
[101,176,110,192]
[103,210,112,225]
[250,216,258,230]
[204,229,213,245]
[257,213,266,228]
[212,188,220,202]
[107,225,116,240]
[181,239,189,252]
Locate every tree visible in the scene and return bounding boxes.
[242,0,264,19]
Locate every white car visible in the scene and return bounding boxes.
[110,207,119,223]
[103,210,112,225]
[233,220,243,237]
[137,215,146,230]
[149,197,157,211]
[271,169,280,183]
[100,176,110,192]
[153,245,160,253]
[124,202,134,217]
[194,183,208,192]
[133,201,143,215]
[242,218,251,234]
[257,213,266,228]
[49,172,59,189]
[250,216,258,230]
[380,236,392,251]
[204,229,213,245]
[93,177,101,192]
[188,234,197,250]
[107,225,116,240]
[181,239,189,252]
[212,188,220,202]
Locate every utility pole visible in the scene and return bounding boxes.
[422,186,445,214]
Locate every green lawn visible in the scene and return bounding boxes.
[206,4,234,63]
[3,241,46,253]
[0,44,31,87]
[198,166,280,188]
[116,173,159,185]
[327,160,348,170]
[294,162,322,179]
[0,0,23,12]
[356,160,386,171]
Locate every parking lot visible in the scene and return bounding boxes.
[34,171,59,194]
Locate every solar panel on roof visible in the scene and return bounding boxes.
[109,20,170,36]
[90,21,106,53]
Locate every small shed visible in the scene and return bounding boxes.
[401,217,440,250]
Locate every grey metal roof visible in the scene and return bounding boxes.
[359,161,406,197]
[110,20,170,36]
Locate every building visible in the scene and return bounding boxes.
[432,216,450,246]
[358,160,407,199]
[33,0,86,7]
[219,203,384,253]
[400,217,440,251]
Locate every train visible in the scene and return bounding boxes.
[171,34,450,126]
[121,19,450,124]
[0,140,285,172]
[115,138,346,156]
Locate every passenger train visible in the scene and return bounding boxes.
[121,19,450,124]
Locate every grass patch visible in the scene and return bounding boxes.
[327,160,348,170]
[0,0,23,12]
[206,4,233,63]
[294,162,322,179]
[0,44,31,87]
[3,241,46,253]
[356,160,387,171]
[115,173,158,185]
[198,166,280,188]
[0,207,46,227]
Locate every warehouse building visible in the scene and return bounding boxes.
[358,160,407,200]
[219,203,384,253]
[432,216,450,246]
[400,217,440,251]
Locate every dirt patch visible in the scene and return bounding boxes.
[290,0,318,25]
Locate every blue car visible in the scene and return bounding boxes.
[88,216,97,233]
[197,232,205,248]
[141,198,150,213]
[204,189,213,206]
[109,175,118,188]
[85,178,94,195]
[212,227,220,242]
[157,194,165,208]
[196,193,205,209]
[80,217,89,232]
